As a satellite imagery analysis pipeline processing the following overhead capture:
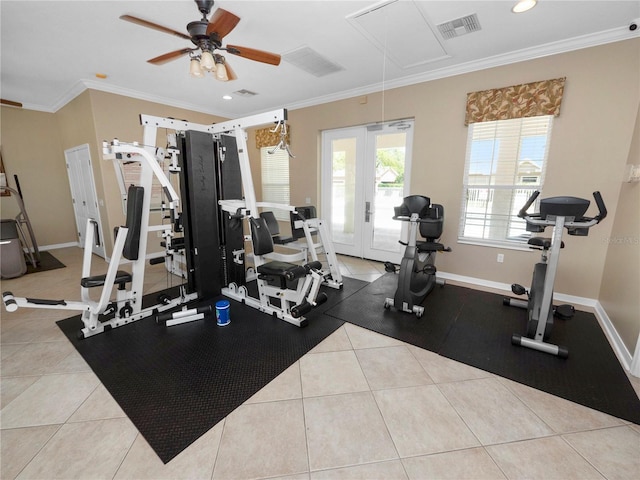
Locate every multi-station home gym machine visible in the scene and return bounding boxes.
[504,190,607,358]
[3,139,198,338]
[3,108,342,335]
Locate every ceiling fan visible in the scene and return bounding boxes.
[120,0,281,81]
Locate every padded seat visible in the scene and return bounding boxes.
[257,261,307,280]
[257,261,309,289]
[81,270,132,289]
[528,237,565,249]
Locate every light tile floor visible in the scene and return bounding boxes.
[1,247,639,479]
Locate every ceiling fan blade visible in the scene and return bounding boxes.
[120,15,191,40]
[1,99,22,108]
[206,8,240,39]
[148,48,194,65]
[225,45,281,66]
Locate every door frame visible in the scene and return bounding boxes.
[321,119,414,263]
[64,144,106,258]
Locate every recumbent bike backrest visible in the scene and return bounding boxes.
[395,195,445,242]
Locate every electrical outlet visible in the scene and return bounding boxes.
[497,253,504,263]
[624,164,640,182]
[305,197,311,204]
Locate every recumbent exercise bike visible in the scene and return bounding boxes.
[504,190,607,358]
[384,195,451,317]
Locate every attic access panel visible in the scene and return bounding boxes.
[347,0,449,69]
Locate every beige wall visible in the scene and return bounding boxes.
[280,39,639,305]
[0,106,76,246]
[599,104,640,353]
[2,92,225,256]
[86,90,226,256]
[2,38,637,355]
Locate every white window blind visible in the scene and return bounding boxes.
[459,115,553,246]
[261,146,290,220]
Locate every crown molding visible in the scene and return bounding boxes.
[283,27,639,113]
[41,79,234,118]
[18,26,640,116]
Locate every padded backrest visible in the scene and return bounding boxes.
[396,195,431,218]
[290,206,317,240]
[250,217,275,256]
[419,204,444,241]
[260,211,281,236]
[123,185,145,261]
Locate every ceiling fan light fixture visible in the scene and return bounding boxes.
[200,50,215,70]
[214,55,229,81]
[512,0,537,13]
[189,57,204,77]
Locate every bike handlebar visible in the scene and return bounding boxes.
[518,190,607,228]
[592,191,607,223]
[518,190,541,218]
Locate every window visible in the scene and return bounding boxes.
[459,115,553,246]
[260,146,290,220]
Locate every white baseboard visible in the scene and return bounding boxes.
[437,271,596,308]
[438,270,638,377]
[39,242,79,251]
[593,302,637,376]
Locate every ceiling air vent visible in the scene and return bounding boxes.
[437,13,481,40]
[233,89,258,97]
[282,46,344,77]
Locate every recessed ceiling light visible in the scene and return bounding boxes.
[95,73,108,79]
[512,0,537,13]
[222,95,232,100]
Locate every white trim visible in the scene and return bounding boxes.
[631,335,640,378]
[437,269,638,376]
[593,302,635,376]
[456,239,534,253]
[284,28,639,113]
[437,271,598,308]
[38,242,79,251]
[19,29,639,116]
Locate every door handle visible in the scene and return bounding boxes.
[365,201,371,223]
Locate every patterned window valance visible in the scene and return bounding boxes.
[255,125,291,149]
[465,77,566,126]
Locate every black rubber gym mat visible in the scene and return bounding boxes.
[25,251,65,274]
[325,272,469,351]
[325,273,640,425]
[439,287,640,424]
[56,277,368,463]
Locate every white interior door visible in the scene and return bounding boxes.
[321,120,413,263]
[64,144,105,258]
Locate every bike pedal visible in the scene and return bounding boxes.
[555,304,575,319]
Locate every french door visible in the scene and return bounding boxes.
[321,120,414,264]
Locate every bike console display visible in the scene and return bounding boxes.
[539,196,590,219]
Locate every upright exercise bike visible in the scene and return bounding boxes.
[504,190,607,358]
[384,195,450,317]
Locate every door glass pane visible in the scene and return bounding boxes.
[331,137,357,246]
[371,132,406,252]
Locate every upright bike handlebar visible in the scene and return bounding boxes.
[518,190,607,227]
